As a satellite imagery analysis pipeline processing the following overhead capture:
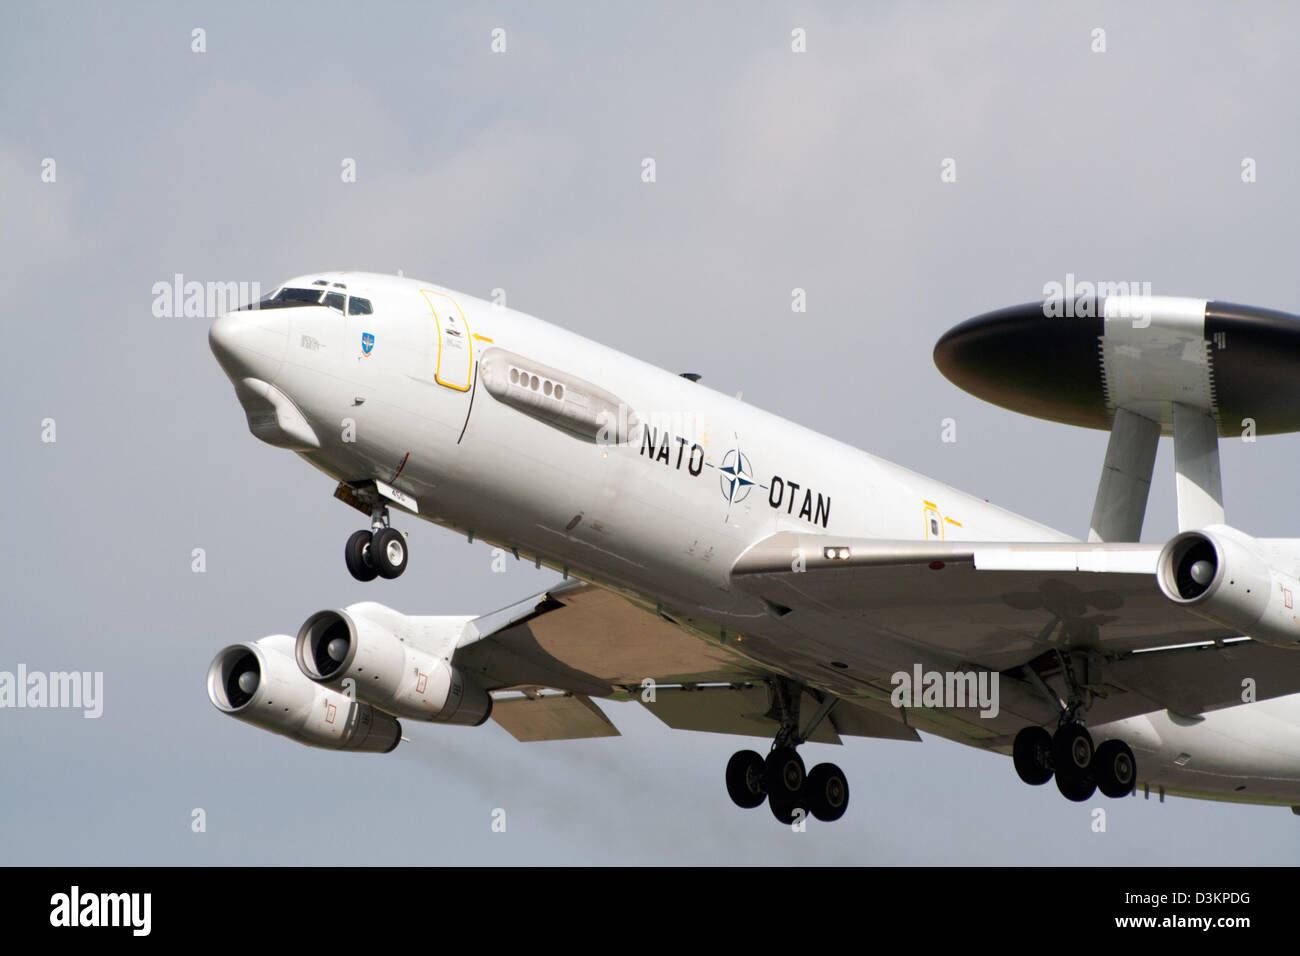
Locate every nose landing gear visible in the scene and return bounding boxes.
[344,502,409,581]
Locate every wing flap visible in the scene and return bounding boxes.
[490,692,620,742]
[640,685,840,743]
[639,685,920,742]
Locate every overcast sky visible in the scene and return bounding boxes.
[3,1,1300,864]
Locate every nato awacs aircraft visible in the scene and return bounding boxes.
[206,272,1300,825]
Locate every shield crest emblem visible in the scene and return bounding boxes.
[361,332,374,356]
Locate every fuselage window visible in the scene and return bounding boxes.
[348,297,373,315]
[324,291,346,313]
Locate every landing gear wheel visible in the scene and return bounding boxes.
[1051,722,1094,779]
[769,793,806,825]
[763,747,805,800]
[1093,739,1137,798]
[725,750,767,809]
[1055,770,1097,802]
[1013,726,1054,785]
[370,528,408,579]
[345,529,378,582]
[805,763,850,821]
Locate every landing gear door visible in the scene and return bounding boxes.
[420,290,473,391]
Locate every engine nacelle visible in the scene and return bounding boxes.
[1157,525,1300,649]
[295,606,492,726]
[206,635,401,752]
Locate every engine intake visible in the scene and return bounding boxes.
[207,636,401,752]
[1162,533,1222,601]
[296,608,493,726]
[1157,526,1300,649]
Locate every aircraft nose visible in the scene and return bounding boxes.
[209,310,287,383]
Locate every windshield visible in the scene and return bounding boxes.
[238,285,373,313]
[239,287,326,311]
[270,288,324,304]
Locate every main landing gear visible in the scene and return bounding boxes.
[724,683,851,825]
[344,503,408,582]
[1011,653,1137,801]
[1013,723,1136,801]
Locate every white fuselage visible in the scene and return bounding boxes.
[211,271,1300,809]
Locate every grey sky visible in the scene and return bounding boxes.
[3,1,1299,863]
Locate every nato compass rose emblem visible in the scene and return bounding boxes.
[719,448,756,506]
[361,332,375,356]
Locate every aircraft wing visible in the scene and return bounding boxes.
[454,533,1300,751]
[454,579,920,744]
[727,533,1300,746]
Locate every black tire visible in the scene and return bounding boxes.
[805,763,850,822]
[345,529,378,582]
[1055,769,1097,802]
[1051,722,1094,778]
[370,528,408,579]
[725,750,767,809]
[1093,738,1137,798]
[763,746,805,799]
[769,794,807,826]
[1012,726,1054,786]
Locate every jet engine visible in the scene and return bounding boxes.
[206,635,401,752]
[1157,525,1300,649]
[295,607,493,726]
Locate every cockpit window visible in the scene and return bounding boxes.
[238,287,326,310]
[324,292,346,313]
[348,297,373,315]
[273,288,324,304]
